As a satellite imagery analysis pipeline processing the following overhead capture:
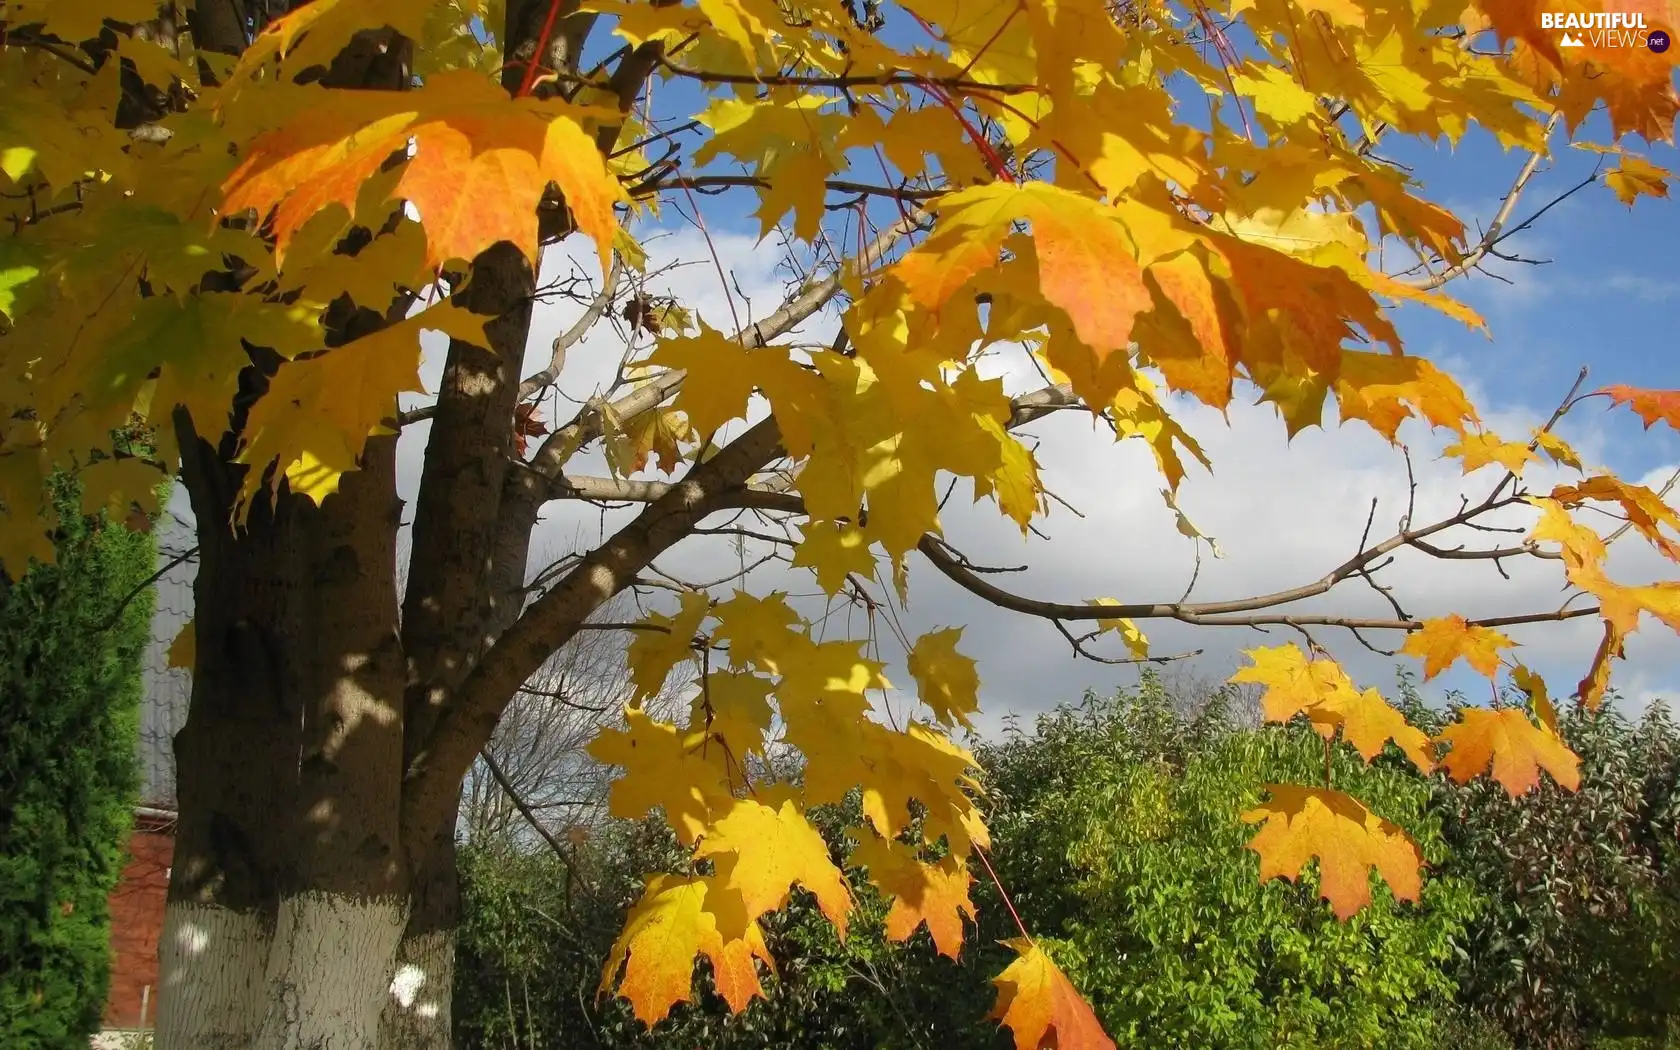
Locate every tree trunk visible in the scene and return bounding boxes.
[162,408,413,1047]
[378,810,460,1050]
[159,412,308,1047]
[156,901,272,1050]
[252,893,410,1050]
[379,925,455,1050]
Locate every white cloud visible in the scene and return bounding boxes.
[1599,273,1680,303]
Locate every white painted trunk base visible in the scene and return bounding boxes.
[156,902,273,1050]
[253,893,410,1050]
[378,929,455,1050]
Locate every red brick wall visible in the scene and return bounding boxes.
[104,819,174,1029]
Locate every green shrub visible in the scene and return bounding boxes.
[456,673,1488,1049]
[0,466,158,1048]
[1394,673,1680,1050]
[977,676,1482,1050]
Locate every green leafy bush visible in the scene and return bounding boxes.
[1394,673,1680,1050]
[456,673,1489,1049]
[978,675,1481,1050]
[0,466,157,1048]
[454,801,1006,1050]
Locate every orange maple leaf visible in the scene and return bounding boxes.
[1601,384,1680,433]
[894,183,1151,364]
[1400,615,1517,680]
[1550,474,1680,562]
[512,402,548,456]
[1435,707,1582,795]
[848,834,976,959]
[1333,350,1479,441]
[1565,560,1680,636]
[599,874,774,1026]
[1475,0,1680,140]
[1242,784,1425,919]
[1577,619,1628,711]
[988,939,1116,1050]
[220,71,625,275]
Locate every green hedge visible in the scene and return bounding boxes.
[0,468,157,1048]
[456,674,1524,1049]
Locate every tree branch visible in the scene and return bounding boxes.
[1401,110,1561,290]
[479,748,590,890]
[917,532,1595,635]
[404,416,787,832]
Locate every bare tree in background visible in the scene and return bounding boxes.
[460,602,684,849]
[1158,664,1264,728]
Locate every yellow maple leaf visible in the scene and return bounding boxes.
[588,708,735,845]
[1085,599,1150,660]
[694,789,853,936]
[647,325,786,436]
[1109,374,1211,491]
[598,874,773,1025]
[77,456,165,523]
[1534,429,1584,470]
[167,619,195,673]
[1400,615,1517,680]
[603,403,693,477]
[236,302,486,508]
[1444,431,1536,475]
[3,0,160,45]
[1607,154,1672,206]
[689,671,774,757]
[224,0,438,88]
[1527,496,1609,570]
[624,590,712,703]
[1511,663,1566,732]
[790,520,878,596]
[1242,784,1425,920]
[906,627,981,729]
[710,591,804,673]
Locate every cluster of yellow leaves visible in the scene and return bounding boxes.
[1230,636,1589,918]
[588,592,992,1021]
[592,586,1118,1045]
[2,0,1677,1044]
